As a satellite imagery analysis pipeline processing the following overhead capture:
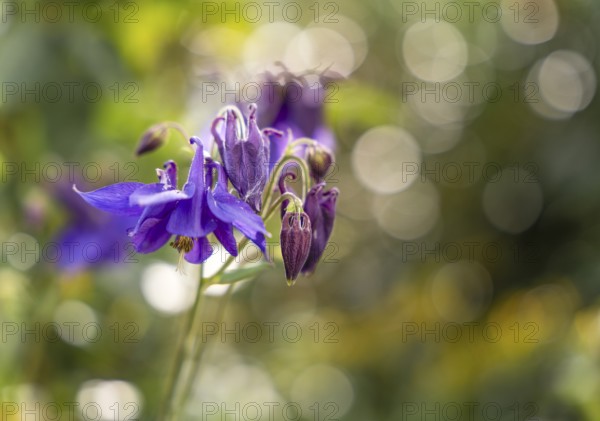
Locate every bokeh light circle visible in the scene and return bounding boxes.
[53,300,98,347]
[243,22,302,73]
[140,262,198,315]
[531,50,597,118]
[373,180,440,240]
[500,0,559,45]
[285,27,355,76]
[352,126,421,194]
[401,20,468,82]
[77,379,143,421]
[290,364,354,418]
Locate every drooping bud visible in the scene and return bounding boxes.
[280,208,312,286]
[306,143,333,182]
[136,123,169,156]
[302,183,339,275]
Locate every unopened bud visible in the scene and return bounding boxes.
[307,144,333,182]
[136,123,169,156]
[280,211,312,285]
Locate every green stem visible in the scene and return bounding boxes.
[23,276,59,383]
[263,192,303,222]
[164,122,191,143]
[176,283,235,411]
[206,238,249,285]
[285,137,317,152]
[160,264,204,421]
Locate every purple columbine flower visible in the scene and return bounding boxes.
[211,104,280,213]
[302,183,339,275]
[253,70,338,167]
[53,179,138,273]
[74,137,268,264]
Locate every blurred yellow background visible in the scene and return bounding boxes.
[1,0,600,419]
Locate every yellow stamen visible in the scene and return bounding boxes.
[170,236,194,254]
[169,236,194,274]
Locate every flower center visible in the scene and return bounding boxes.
[170,236,194,254]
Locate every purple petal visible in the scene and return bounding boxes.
[184,237,213,264]
[268,131,291,171]
[187,137,205,184]
[246,105,263,150]
[167,140,216,237]
[129,217,172,254]
[213,222,238,257]
[224,109,238,151]
[211,116,226,161]
[207,182,268,253]
[73,182,145,216]
[168,191,216,238]
[313,125,336,151]
[129,183,194,207]
[163,160,178,187]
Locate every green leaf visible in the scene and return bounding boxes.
[218,263,271,285]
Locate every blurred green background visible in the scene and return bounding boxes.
[2,0,600,419]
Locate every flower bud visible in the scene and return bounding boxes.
[135,123,169,156]
[280,210,312,285]
[302,183,338,275]
[211,105,278,212]
[306,144,333,182]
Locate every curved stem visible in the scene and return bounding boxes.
[164,122,191,144]
[263,192,303,222]
[263,156,311,213]
[285,137,317,153]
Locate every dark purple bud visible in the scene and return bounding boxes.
[302,184,339,275]
[280,211,312,285]
[306,144,333,182]
[136,123,169,156]
[212,104,278,212]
